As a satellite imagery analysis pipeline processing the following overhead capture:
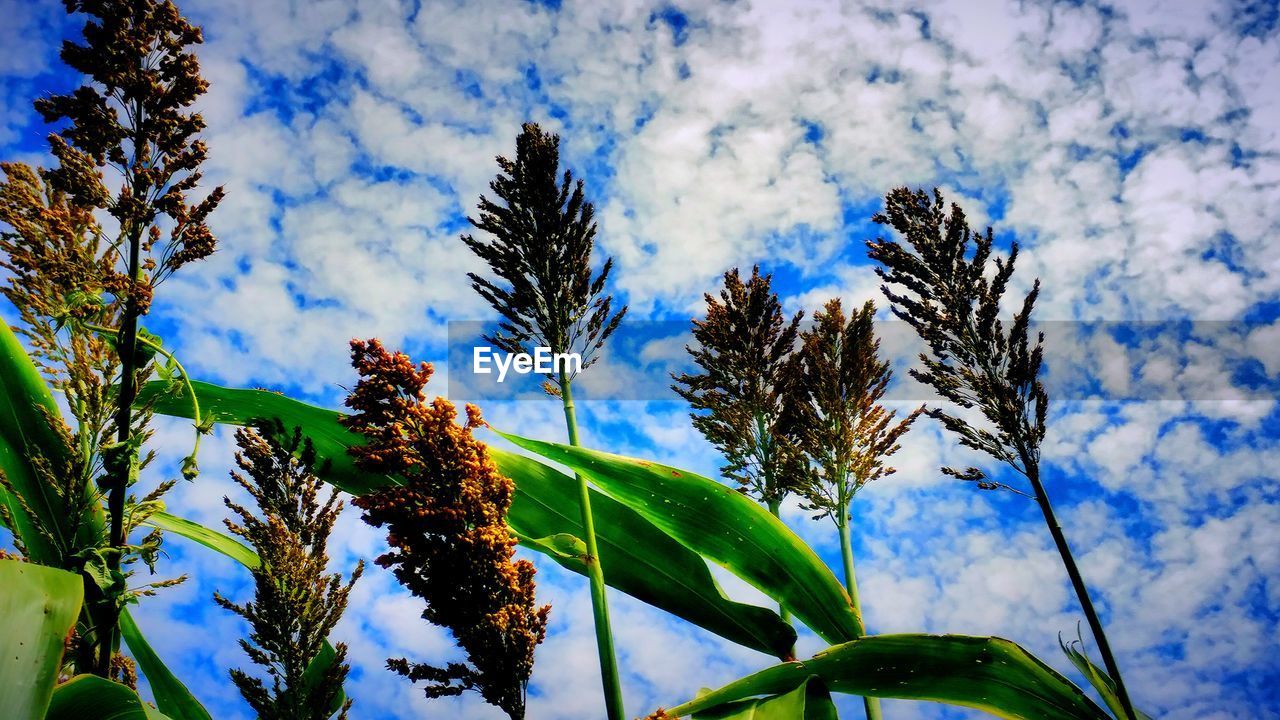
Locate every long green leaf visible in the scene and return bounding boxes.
[0,559,83,720]
[139,381,799,659]
[665,634,1109,720]
[47,674,173,720]
[495,431,862,646]
[145,510,258,569]
[691,676,837,719]
[0,319,72,563]
[495,449,796,658]
[118,609,212,720]
[145,509,346,716]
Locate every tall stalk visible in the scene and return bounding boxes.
[867,187,1136,720]
[461,123,628,719]
[560,374,626,720]
[835,508,881,720]
[763,497,792,625]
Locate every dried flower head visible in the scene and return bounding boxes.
[342,339,549,720]
[792,298,923,521]
[215,422,362,720]
[867,187,1047,489]
[462,122,626,386]
[672,266,805,506]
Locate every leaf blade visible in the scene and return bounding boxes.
[0,558,83,720]
[118,608,212,720]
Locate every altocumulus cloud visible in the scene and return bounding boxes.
[1,0,1278,718]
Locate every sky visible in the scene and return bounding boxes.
[1,0,1279,718]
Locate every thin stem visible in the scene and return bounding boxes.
[559,374,625,720]
[1025,463,1136,720]
[764,498,793,627]
[837,503,883,720]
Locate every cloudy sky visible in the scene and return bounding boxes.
[2,0,1279,718]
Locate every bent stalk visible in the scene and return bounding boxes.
[559,373,625,720]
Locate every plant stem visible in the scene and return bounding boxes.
[764,498,793,626]
[837,504,883,720]
[1025,463,1136,720]
[559,374,625,720]
[101,222,141,675]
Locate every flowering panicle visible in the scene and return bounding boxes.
[342,339,549,720]
[462,122,626,387]
[673,266,805,507]
[214,422,362,720]
[866,187,1045,488]
[791,298,923,522]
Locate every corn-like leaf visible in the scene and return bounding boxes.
[495,431,862,646]
[691,676,837,719]
[47,674,174,720]
[0,559,83,720]
[143,509,347,717]
[1060,631,1153,720]
[664,634,1109,720]
[137,381,799,659]
[118,609,212,720]
[0,319,77,563]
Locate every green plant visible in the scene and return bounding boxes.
[213,422,362,720]
[867,187,1137,720]
[5,0,223,675]
[790,298,923,720]
[461,122,627,719]
[673,265,805,628]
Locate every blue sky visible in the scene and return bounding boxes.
[2,0,1279,718]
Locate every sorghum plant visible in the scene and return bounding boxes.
[673,266,805,515]
[18,0,223,672]
[342,339,549,720]
[214,422,362,720]
[867,187,1137,720]
[791,297,922,720]
[461,121,626,719]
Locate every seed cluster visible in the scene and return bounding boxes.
[342,339,549,720]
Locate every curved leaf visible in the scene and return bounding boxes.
[495,449,797,658]
[47,674,173,720]
[665,634,1109,720]
[139,381,799,659]
[118,609,212,720]
[0,559,83,720]
[1060,630,1152,720]
[145,510,258,569]
[495,431,861,646]
[691,676,837,720]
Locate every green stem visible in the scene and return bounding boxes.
[764,498,793,626]
[837,504,883,720]
[1026,463,1137,720]
[86,324,204,466]
[559,375,625,720]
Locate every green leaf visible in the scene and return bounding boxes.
[118,609,212,720]
[494,431,861,646]
[691,676,837,720]
[139,381,799,659]
[0,319,72,563]
[144,510,258,569]
[144,509,346,717]
[1059,629,1153,720]
[665,634,1109,720]
[494,449,798,659]
[47,674,173,720]
[0,559,83,720]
